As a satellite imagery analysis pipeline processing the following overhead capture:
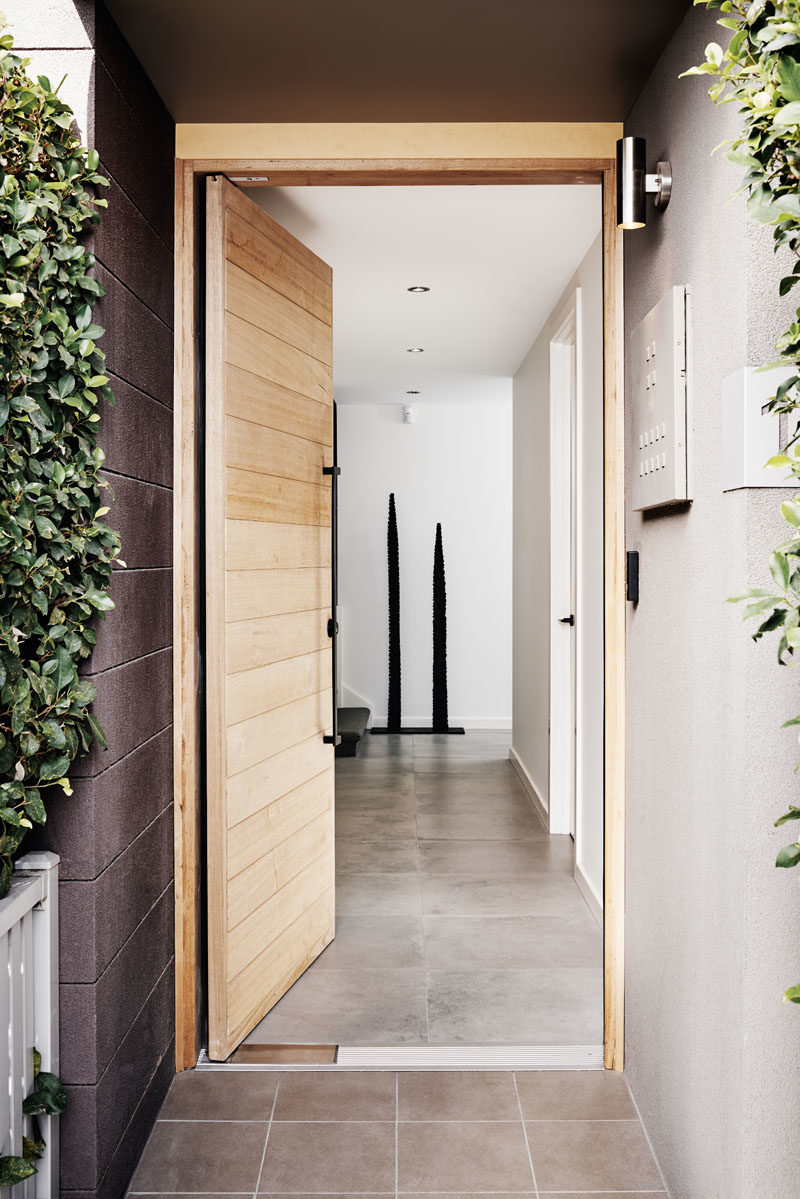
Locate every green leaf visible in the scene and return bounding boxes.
[0,1156,37,1185]
[775,805,800,826]
[782,499,800,527]
[22,1072,67,1116]
[783,983,800,1004]
[37,755,70,783]
[775,843,800,868]
[774,100,800,126]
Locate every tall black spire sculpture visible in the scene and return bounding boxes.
[432,522,449,733]
[387,492,401,732]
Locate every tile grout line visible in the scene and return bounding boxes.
[395,1069,399,1199]
[413,743,433,1046]
[252,1071,282,1199]
[513,1071,540,1199]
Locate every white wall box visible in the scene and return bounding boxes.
[630,285,690,512]
[721,366,796,491]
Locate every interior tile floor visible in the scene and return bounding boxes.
[128,1067,667,1196]
[247,730,603,1047]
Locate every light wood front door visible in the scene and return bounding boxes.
[205,176,335,1061]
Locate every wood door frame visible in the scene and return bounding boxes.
[173,154,625,1072]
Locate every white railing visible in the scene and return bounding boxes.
[0,852,59,1199]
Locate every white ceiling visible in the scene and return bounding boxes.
[251,185,601,405]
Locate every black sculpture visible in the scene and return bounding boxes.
[432,522,449,732]
[387,492,401,732]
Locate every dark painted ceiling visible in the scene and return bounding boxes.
[102,0,690,124]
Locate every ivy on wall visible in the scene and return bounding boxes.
[684,0,800,1003]
[0,21,119,896]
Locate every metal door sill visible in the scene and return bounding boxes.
[196,1044,605,1071]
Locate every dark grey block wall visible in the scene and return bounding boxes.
[624,7,800,1198]
[5,3,175,1196]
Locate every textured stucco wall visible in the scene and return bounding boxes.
[624,7,800,1197]
[4,3,175,1197]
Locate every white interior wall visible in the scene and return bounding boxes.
[337,400,513,727]
[512,233,604,910]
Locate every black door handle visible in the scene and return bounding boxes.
[559,615,575,626]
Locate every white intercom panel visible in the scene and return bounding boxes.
[631,285,690,512]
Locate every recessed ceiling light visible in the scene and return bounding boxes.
[408,285,430,293]
[406,389,420,394]
[406,347,424,353]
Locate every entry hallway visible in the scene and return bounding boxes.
[128,1068,667,1195]
[246,731,603,1047]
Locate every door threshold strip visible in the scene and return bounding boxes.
[196,1045,605,1071]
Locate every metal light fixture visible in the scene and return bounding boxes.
[407,285,430,293]
[616,137,672,230]
[406,347,424,353]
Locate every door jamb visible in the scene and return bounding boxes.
[173,155,625,1072]
[548,291,580,840]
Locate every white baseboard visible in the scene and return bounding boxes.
[508,746,549,827]
[196,1045,605,1071]
[575,860,603,926]
[371,716,512,731]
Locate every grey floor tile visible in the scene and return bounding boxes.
[423,914,602,970]
[414,773,527,799]
[397,1120,534,1192]
[246,968,429,1045]
[336,787,417,813]
[526,1119,664,1192]
[413,731,511,754]
[274,1070,396,1121]
[416,790,539,818]
[130,1121,267,1193]
[538,1194,666,1198]
[258,1121,396,1193]
[516,1069,637,1120]
[336,837,419,874]
[421,873,587,917]
[336,871,421,916]
[426,968,604,1044]
[158,1068,278,1120]
[418,837,574,876]
[398,1070,519,1121]
[413,758,517,776]
[336,810,418,838]
[417,809,548,841]
[316,912,423,969]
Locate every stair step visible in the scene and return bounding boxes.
[335,707,370,757]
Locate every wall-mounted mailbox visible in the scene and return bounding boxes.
[721,366,795,491]
[631,285,690,512]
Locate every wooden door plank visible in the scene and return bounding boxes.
[226,261,333,366]
[226,520,331,572]
[228,811,333,930]
[228,890,334,1038]
[228,853,332,982]
[228,767,333,880]
[225,467,331,525]
[226,567,329,623]
[226,649,330,726]
[226,609,330,675]
[226,415,327,485]
[226,365,333,446]
[227,311,332,404]
[227,735,333,831]
[227,689,331,778]
[227,207,332,324]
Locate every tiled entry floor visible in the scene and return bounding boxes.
[247,731,603,1046]
[128,1068,667,1196]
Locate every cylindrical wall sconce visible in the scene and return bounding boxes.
[616,137,672,230]
[402,405,415,424]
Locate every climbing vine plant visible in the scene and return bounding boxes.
[0,20,119,897]
[684,0,800,1003]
